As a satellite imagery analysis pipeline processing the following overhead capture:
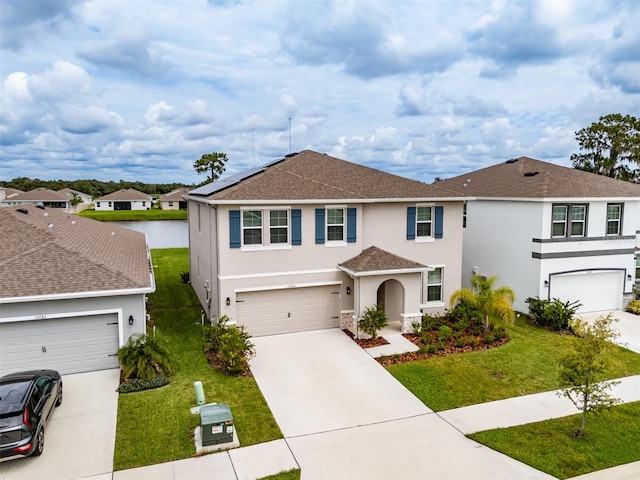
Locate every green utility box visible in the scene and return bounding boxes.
[200,403,234,446]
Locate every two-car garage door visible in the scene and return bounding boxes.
[236,285,340,337]
[0,314,120,377]
[550,270,624,313]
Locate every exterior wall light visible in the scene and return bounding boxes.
[346,287,351,295]
[226,297,231,306]
[544,280,549,288]
[128,315,134,325]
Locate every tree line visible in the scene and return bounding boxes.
[0,178,193,198]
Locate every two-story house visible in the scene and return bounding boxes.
[186,150,465,336]
[436,157,640,313]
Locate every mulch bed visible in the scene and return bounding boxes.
[342,329,389,348]
[374,333,510,367]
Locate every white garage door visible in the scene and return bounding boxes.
[0,314,119,376]
[236,285,340,336]
[550,271,624,313]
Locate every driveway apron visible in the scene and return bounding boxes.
[0,369,119,480]
[250,329,553,479]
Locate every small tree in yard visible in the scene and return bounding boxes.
[450,275,515,332]
[358,304,388,339]
[558,313,621,437]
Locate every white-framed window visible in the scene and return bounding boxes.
[242,210,262,245]
[241,208,290,247]
[552,204,587,238]
[607,204,622,236]
[326,207,345,242]
[169,201,174,207]
[269,210,289,244]
[416,205,433,238]
[463,202,467,228]
[427,267,443,302]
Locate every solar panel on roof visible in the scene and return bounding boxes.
[188,154,292,196]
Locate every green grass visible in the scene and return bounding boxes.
[77,207,187,221]
[387,316,640,411]
[113,248,282,470]
[258,469,301,480]
[469,401,640,479]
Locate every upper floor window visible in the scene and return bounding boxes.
[463,202,467,228]
[607,204,622,236]
[231,208,300,249]
[269,210,289,244]
[552,204,587,238]
[416,206,433,238]
[326,208,345,242]
[242,210,263,245]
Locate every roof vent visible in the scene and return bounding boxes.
[16,208,28,214]
[524,171,539,177]
[284,152,299,158]
[506,159,518,164]
[36,205,45,210]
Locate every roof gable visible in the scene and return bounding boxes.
[190,150,460,201]
[436,157,640,199]
[339,246,427,275]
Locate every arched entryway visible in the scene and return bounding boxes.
[377,279,404,325]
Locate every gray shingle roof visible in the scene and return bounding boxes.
[159,188,191,201]
[9,188,68,202]
[435,157,640,198]
[95,188,152,201]
[0,205,154,300]
[339,246,427,275]
[190,150,461,201]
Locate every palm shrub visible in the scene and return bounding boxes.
[450,275,515,332]
[526,296,581,331]
[117,332,175,381]
[203,316,255,376]
[358,304,388,339]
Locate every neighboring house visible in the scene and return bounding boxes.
[0,204,155,376]
[58,188,93,212]
[94,188,152,211]
[436,157,640,313]
[186,150,465,337]
[0,188,69,210]
[159,188,190,210]
[0,187,23,204]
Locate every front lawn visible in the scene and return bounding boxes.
[113,248,282,470]
[78,207,187,221]
[469,401,640,479]
[387,316,640,411]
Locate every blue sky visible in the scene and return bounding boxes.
[1,0,639,185]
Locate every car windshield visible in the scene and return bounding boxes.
[0,380,30,407]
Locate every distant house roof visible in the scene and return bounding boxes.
[0,187,24,199]
[95,188,152,202]
[8,188,69,202]
[339,246,428,276]
[435,157,640,199]
[58,188,92,200]
[0,205,155,301]
[159,188,191,202]
[188,150,462,202]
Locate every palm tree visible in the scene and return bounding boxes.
[450,275,516,332]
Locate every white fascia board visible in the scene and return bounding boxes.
[186,196,472,206]
[338,265,431,277]
[476,196,640,203]
[0,287,155,304]
[235,280,342,293]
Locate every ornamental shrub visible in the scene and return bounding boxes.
[526,296,580,331]
[626,299,640,315]
[117,332,175,381]
[117,376,170,394]
[204,316,255,376]
[358,304,388,339]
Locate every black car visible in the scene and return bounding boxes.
[0,370,62,461]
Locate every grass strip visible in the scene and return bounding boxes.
[113,248,282,470]
[77,208,187,221]
[387,316,640,411]
[469,401,640,479]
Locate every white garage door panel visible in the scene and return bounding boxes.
[0,314,119,376]
[237,285,340,336]
[550,271,623,313]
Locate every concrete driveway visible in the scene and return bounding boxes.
[251,329,552,479]
[0,369,119,480]
[580,310,640,354]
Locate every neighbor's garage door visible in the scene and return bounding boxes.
[236,285,340,336]
[550,271,624,313]
[0,313,119,376]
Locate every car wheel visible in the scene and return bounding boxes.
[31,427,44,457]
[55,382,63,407]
